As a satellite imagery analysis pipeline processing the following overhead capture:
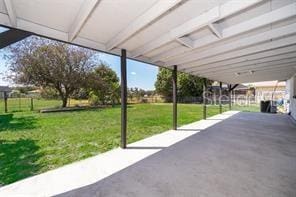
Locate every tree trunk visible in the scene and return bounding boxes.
[62,97,68,108]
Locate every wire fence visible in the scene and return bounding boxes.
[0,97,90,113]
[0,93,262,114]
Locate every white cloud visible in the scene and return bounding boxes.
[131,72,136,75]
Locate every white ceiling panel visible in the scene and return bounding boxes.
[0,0,295,83]
[79,0,159,44]
[12,0,84,32]
[121,0,229,51]
[0,0,7,14]
[145,41,182,57]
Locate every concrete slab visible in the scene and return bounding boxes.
[0,111,239,197]
[57,112,296,197]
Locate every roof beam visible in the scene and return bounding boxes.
[176,37,194,48]
[151,2,296,63]
[203,59,296,77]
[131,0,263,58]
[0,29,32,49]
[199,57,296,75]
[190,52,296,74]
[106,0,182,50]
[184,45,296,72]
[206,65,296,79]
[3,0,17,27]
[208,23,222,38]
[181,35,296,71]
[68,0,101,42]
[167,23,296,66]
[229,84,239,91]
[150,36,219,62]
[0,17,158,67]
[205,68,295,84]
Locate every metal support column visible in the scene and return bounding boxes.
[203,78,207,119]
[228,84,232,110]
[172,65,177,130]
[228,84,238,111]
[219,82,222,114]
[120,49,127,148]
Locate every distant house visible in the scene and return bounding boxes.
[246,81,286,103]
[0,86,12,98]
[211,81,285,104]
[211,83,250,94]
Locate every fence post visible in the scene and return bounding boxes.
[4,92,8,113]
[30,98,34,111]
[19,94,21,111]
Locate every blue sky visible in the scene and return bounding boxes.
[98,53,158,90]
[0,26,158,90]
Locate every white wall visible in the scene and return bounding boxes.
[286,74,296,120]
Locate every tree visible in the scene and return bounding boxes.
[154,68,173,101]
[155,67,211,102]
[178,74,205,99]
[127,87,153,103]
[88,63,120,105]
[7,37,95,107]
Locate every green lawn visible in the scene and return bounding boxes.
[0,104,224,184]
[0,103,258,185]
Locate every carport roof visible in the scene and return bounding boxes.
[0,0,296,83]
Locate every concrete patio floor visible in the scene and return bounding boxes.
[1,111,296,196]
[59,112,296,197]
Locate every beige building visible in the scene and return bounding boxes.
[245,81,286,103]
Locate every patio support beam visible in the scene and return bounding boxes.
[0,29,32,49]
[228,84,232,110]
[203,78,207,119]
[219,82,222,114]
[168,22,296,67]
[230,84,239,92]
[120,49,127,148]
[192,55,296,76]
[172,65,177,130]
[176,37,194,48]
[186,35,296,73]
[185,46,296,73]
[208,23,222,39]
[227,84,238,110]
[151,2,296,63]
[106,0,182,50]
[132,0,263,58]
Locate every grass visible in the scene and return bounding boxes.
[0,102,259,185]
